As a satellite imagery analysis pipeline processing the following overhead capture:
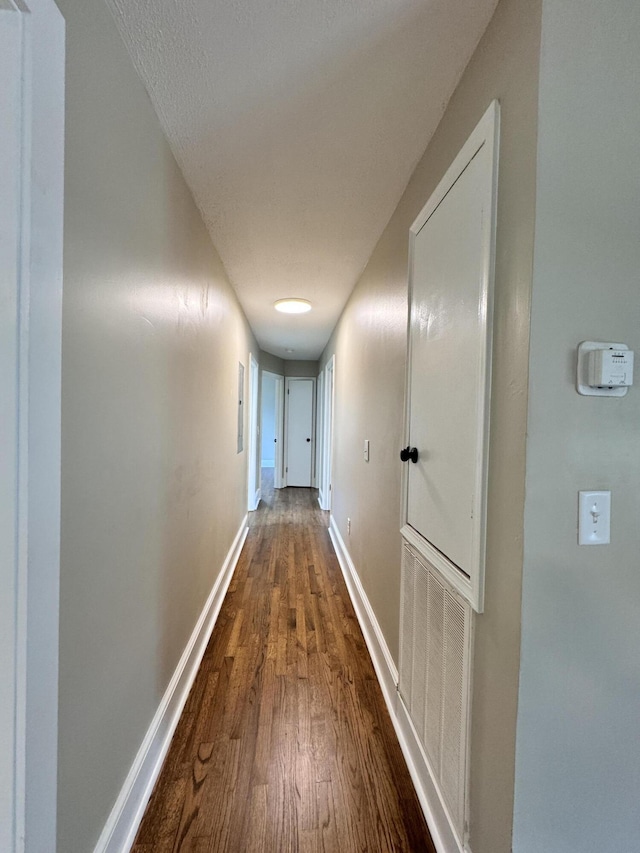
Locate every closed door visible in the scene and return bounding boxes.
[407,148,486,573]
[285,378,314,486]
[403,101,498,612]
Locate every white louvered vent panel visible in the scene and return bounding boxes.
[411,555,429,737]
[399,544,416,709]
[399,542,473,843]
[424,567,444,773]
[440,590,467,830]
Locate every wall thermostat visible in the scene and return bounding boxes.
[577,341,634,396]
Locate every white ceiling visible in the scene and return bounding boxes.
[107,0,498,360]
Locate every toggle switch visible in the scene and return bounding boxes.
[578,491,611,545]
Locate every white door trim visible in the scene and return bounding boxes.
[247,354,260,510]
[274,374,285,488]
[316,371,325,506]
[0,2,65,851]
[320,357,335,511]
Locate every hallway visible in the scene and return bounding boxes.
[132,474,434,852]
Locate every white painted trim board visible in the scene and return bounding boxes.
[0,3,65,850]
[319,357,335,511]
[328,516,465,853]
[94,517,249,853]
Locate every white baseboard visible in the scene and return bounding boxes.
[249,487,261,511]
[260,461,275,469]
[94,516,249,853]
[328,516,463,853]
[328,517,398,706]
[395,692,466,853]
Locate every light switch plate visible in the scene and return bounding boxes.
[578,490,611,545]
[364,439,370,462]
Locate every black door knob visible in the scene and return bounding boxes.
[306,438,311,442]
[400,446,419,463]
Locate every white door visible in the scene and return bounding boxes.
[260,372,278,469]
[260,371,285,488]
[285,378,315,487]
[402,102,498,613]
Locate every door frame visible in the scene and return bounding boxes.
[284,377,316,488]
[0,3,65,850]
[247,354,260,510]
[320,357,335,511]
[316,370,325,506]
[273,374,285,489]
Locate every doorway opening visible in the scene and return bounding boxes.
[260,371,284,493]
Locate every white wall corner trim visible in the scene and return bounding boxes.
[249,487,261,511]
[94,517,249,853]
[328,517,465,853]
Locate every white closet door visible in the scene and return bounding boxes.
[403,101,498,612]
[285,378,314,486]
[407,148,487,573]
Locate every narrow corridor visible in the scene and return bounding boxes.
[132,473,435,852]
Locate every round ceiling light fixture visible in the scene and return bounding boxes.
[274,298,312,314]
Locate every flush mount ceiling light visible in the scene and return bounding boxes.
[274,298,312,314]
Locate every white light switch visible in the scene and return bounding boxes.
[364,439,370,462]
[578,491,611,545]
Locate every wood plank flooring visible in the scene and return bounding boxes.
[132,471,435,853]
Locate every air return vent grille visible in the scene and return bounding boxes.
[399,541,472,840]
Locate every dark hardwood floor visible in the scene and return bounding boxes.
[132,470,435,852]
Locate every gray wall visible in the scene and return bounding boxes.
[259,349,285,376]
[320,1,541,850]
[284,359,319,377]
[514,1,640,850]
[56,0,257,849]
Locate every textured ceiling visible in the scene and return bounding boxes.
[107,0,498,359]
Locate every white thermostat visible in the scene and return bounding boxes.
[577,341,634,396]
